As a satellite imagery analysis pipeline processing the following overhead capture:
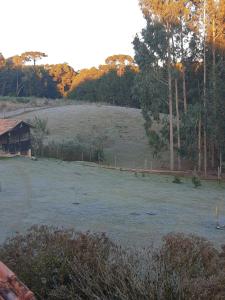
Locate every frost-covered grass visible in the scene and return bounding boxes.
[18,104,169,169]
[0,157,225,247]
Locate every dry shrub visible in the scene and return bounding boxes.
[151,233,221,299]
[0,226,147,300]
[0,227,225,299]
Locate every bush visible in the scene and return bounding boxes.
[172,175,182,184]
[192,176,201,188]
[29,116,105,162]
[41,139,104,162]
[0,226,146,300]
[1,227,225,299]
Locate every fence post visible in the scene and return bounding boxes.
[144,159,147,170]
[216,206,219,227]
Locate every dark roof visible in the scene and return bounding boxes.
[0,119,31,136]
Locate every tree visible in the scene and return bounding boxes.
[135,0,225,173]
[21,51,47,66]
[46,64,77,97]
[105,54,137,76]
[0,53,5,68]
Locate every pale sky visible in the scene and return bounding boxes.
[0,0,145,70]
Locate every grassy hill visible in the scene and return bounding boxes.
[19,103,169,169]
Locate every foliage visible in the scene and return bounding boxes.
[148,130,166,158]
[192,175,201,188]
[134,0,225,173]
[29,116,105,162]
[68,57,139,108]
[41,139,104,162]
[29,116,50,156]
[20,51,47,66]
[0,51,139,108]
[46,64,77,97]
[173,175,182,184]
[0,65,60,98]
[1,226,225,299]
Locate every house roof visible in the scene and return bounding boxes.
[0,261,35,300]
[0,119,30,136]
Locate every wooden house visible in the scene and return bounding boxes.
[0,119,32,156]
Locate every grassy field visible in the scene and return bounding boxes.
[18,103,169,169]
[0,97,70,118]
[0,157,225,247]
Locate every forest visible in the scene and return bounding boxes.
[134,0,225,175]
[0,52,139,107]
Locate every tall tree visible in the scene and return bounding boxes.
[21,51,47,66]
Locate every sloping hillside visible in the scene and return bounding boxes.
[19,103,169,169]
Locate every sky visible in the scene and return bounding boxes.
[0,0,146,70]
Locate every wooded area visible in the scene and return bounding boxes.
[0,53,139,107]
[134,0,225,174]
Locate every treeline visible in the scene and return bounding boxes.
[69,55,140,107]
[0,52,139,107]
[0,51,76,99]
[133,0,225,174]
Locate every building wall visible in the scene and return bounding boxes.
[0,123,31,155]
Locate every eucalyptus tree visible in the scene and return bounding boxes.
[136,0,192,170]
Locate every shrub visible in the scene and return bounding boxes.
[0,226,146,300]
[41,139,104,162]
[1,227,225,300]
[172,175,182,184]
[29,116,105,162]
[29,116,50,156]
[192,176,201,188]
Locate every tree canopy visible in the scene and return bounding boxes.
[134,0,225,172]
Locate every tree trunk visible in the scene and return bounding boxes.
[180,28,187,113]
[203,0,207,176]
[168,35,174,171]
[16,70,19,96]
[175,79,181,170]
[198,117,202,172]
[211,143,215,169]
[182,69,187,113]
[211,15,216,171]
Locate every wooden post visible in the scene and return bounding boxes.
[216,206,219,228]
[144,159,147,170]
